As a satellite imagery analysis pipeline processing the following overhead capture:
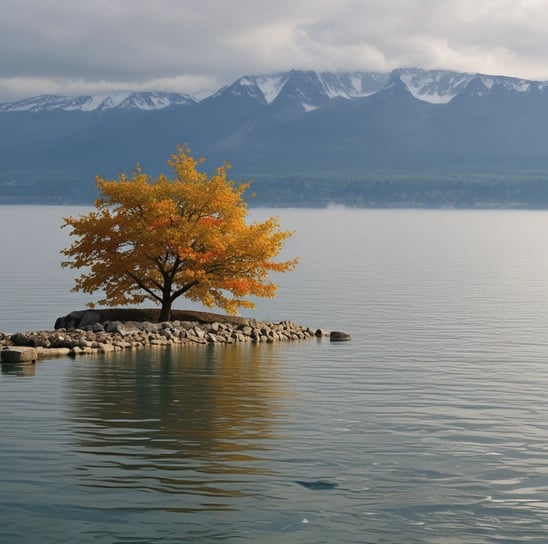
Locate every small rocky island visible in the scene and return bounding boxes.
[1,309,351,363]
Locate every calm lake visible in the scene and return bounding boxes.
[2,205,548,543]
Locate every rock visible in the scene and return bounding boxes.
[27,333,49,348]
[54,310,84,330]
[2,346,38,363]
[104,320,122,333]
[79,311,101,328]
[54,308,253,329]
[330,331,352,342]
[192,326,206,339]
[10,333,34,346]
[36,347,71,358]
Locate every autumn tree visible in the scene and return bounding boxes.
[61,146,297,321]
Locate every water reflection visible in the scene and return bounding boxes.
[1,361,37,377]
[66,343,291,510]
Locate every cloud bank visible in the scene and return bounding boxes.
[2,0,548,101]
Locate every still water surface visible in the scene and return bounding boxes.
[2,206,548,542]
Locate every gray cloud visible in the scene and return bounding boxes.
[2,0,548,101]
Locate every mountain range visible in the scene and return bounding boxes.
[2,68,548,206]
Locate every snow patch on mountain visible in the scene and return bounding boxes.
[0,95,72,112]
[396,68,475,103]
[302,102,320,112]
[479,75,535,94]
[254,74,289,104]
[76,92,134,111]
[319,72,388,99]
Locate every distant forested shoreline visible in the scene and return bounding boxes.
[3,175,548,208]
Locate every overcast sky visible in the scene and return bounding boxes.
[2,0,548,102]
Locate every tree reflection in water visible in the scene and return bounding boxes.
[65,343,293,510]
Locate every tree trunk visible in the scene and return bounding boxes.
[158,298,172,322]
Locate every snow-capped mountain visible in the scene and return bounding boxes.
[0,91,197,112]
[209,69,389,111]
[201,67,548,110]
[2,67,546,113]
[390,68,548,103]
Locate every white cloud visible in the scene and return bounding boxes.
[1,0,548,101]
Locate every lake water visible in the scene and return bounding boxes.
[2,206,548,543]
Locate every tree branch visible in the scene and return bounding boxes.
[171,280,199,302]
[125,271,162,303]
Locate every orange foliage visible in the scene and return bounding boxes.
[61,146,297,320]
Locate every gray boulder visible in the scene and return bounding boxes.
[330,331,352,342]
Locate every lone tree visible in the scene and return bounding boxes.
[61,146,297,321]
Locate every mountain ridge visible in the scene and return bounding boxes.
[0,90,197,113]
[3,67,546,113]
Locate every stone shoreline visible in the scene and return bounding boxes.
[0,318,326,363]
[1,309,351,363]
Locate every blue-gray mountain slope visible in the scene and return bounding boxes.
[2,69,548,206]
